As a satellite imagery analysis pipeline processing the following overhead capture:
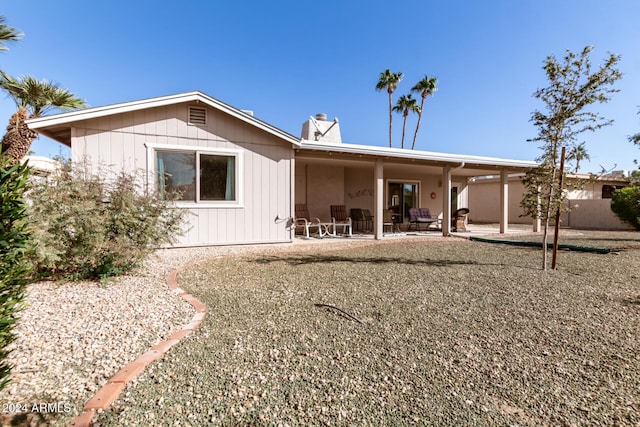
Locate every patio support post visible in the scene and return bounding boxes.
[500,170,509,234]
[374,159,384,239]
[290,157,295,240]
[442,166,452,236]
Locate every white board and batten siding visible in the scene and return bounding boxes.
[70,102,295,246]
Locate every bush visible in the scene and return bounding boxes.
[28,162,186,280]
[0,160,32,391]
[610,186,640,230]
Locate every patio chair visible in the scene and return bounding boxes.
[383,209,395,233]
[408,207,439,231]
[452,208,470,232]
[329,205,353,237]
[362,209,373,232]
[350,208,366,232]
[294,204,322,238]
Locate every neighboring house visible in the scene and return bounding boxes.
[27,91,538,247]
[22,155,60,179]
[468,172,633,230]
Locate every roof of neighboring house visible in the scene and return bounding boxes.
[25,91,301,147]
[22,155,60,175]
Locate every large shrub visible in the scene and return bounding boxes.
[28,163,186,280]
[610,186,640,230]
[0,160,31,391]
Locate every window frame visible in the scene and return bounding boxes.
[146,142,243,208]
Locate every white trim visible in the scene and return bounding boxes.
[145,142,240,154]
[148,144,244,208]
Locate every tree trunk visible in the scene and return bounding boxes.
[542,218,549,270]
[401,114,408,149]
[412,97,426,150]
[1,108,38,166]
[388,92,393,148]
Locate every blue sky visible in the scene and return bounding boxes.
[2,0,639,172]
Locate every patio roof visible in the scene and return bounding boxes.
[297,140,538,176]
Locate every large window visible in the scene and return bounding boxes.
[156,150,237,203]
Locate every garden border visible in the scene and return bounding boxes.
[69,261,208,427]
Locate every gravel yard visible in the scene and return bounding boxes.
[0,238,378,426]
[93,231,640,426]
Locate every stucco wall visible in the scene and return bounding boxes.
[295,162,345,221]
[469,177,633,229]
[561,199,633,230]
[344,166,374,216]
[70,102,294,246]
[468,178,531,224]
[296,162,467,224]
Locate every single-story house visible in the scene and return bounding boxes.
[26,91,539,247]
[468,172,634,230]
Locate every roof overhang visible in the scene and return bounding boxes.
[25,91,302,147]
[297,140,538,175]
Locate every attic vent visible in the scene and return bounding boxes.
[189,106,207,125]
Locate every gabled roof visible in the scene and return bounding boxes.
[26,91,302,147]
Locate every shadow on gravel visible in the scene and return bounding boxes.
[622,296,640,306]
[252,254,477,267]
[250,255,550,272]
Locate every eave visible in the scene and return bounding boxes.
[25,91,302,147]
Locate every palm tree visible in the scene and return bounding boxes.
[410,75,438,150]
[392,94,420,149]
[376,69,403,148]
[0,72,86,164]
[568,142,590,172]
[0,16,22,51]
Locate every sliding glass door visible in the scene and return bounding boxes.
[388,182,419,223]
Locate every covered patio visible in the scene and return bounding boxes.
[293,140,538,239]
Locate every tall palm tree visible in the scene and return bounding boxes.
[376,69,403,148]
[410,75,438,150]
[0,72,86,164]
[392,94,420,149]
[0,16,22,51]
[568,142,590,172]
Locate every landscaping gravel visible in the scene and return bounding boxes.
[96,232,640,426]
[0,237,383,425]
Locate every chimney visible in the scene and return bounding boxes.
[301,113,342,143]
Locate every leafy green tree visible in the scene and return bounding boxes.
[520,46,622,270]
[610,186,640,230]
[410,75,438,150]
[0,14,28,393]
[0,16,22,51]
[630,109,640,147]
[0,72,86,165]
[393,94,420,149]
[376,69,403,148]
[0,160,31,391]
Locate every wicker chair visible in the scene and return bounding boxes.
[408,207,440,231]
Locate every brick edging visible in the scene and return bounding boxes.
[69,262,208,427]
